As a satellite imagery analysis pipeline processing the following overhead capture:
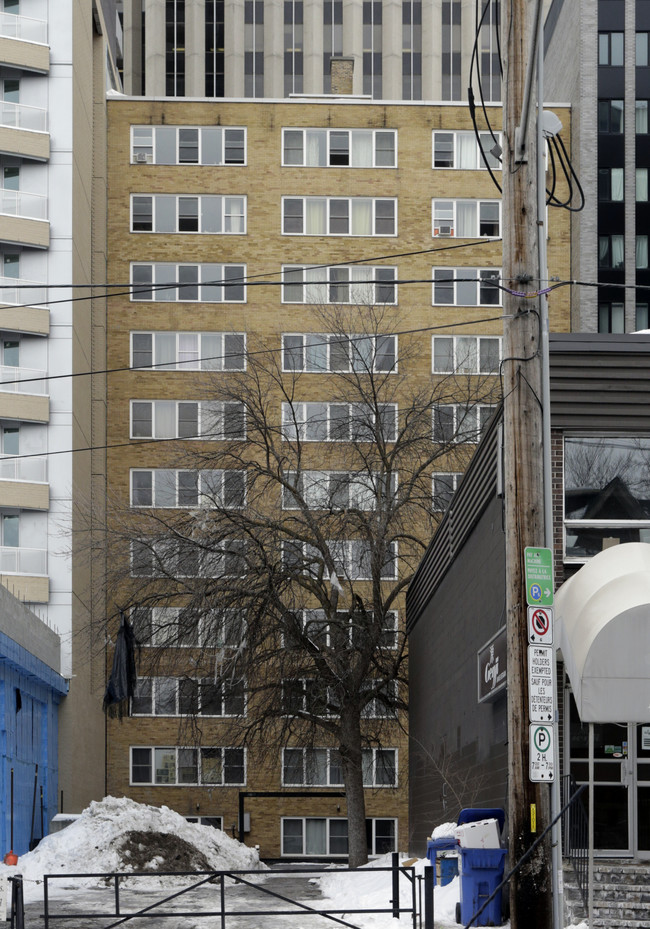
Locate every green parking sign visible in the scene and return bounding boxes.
[524,547,554,607]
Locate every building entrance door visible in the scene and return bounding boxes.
[567,695,650,857]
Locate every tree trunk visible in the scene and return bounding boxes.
[340,707,368,868]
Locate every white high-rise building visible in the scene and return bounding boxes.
[119,0,503,101]
[0,0,120,811]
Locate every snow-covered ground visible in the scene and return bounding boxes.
[0,798,584,928]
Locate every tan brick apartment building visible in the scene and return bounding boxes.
[104,94,570,858]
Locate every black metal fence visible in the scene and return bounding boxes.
[561,773,589,911]
[39,854,435,929]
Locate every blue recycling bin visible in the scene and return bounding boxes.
[457,846,507,927]
[426,836,458,885]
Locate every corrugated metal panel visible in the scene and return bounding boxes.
[408,334,650,630]
[406,409,501,631]
[550,333,650,430]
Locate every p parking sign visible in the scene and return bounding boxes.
[524,547,554,607]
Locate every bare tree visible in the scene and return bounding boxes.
[104,303,500,867]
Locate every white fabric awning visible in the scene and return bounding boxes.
[554,542,650,722]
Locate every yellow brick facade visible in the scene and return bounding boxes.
[105,97,571,859]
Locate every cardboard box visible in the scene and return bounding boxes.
[454,818,501,849]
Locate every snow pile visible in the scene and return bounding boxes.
[317,854,464,928]
[430,821,457,840]
[0,796,263,902]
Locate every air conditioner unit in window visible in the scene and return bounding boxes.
[437,225,454,237]
[135,152,152,163]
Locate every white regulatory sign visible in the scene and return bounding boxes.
[527,606,553,644]
[529,723,555,782]
[528,644,555,722]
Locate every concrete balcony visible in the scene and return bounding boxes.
[0,455,48,509]
[0,189,49,248]
[0,12,49,74]
[0,366,49,423]
[0,100,48,161]
[0,277,49,335]
[0,545,48,603]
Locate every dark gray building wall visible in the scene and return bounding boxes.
[408,494,507,855]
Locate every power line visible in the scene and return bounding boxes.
[0,238,503,309]
[0,314,510,391]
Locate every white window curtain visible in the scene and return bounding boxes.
[351,199,372,235]
[636,101,648,134]
[201,196,222,233]
[457,133,477,168]
[456,201,477,237]
[154,401,176,438]
[305,267,327,302]
[201,333,221,371]
[350,265,374,304]
[304,333,328,370]
[637,168,649,201]
[456,271,478,306]
[306,199,326,234]
[201,127,222,164]
[611,168,624,201]
[156,264,177,302]
[612,235,625,268]
[178,334,199,369]
[155,470,177,507]
[599,237,610,266]
[351,130,373,166]
[224,197,244,233]
[154,332,176,368]
[636,235,649,269]
[456,336,478,373]
[306,130,326,166]
[305,819,326,854]
[155,195,176,232]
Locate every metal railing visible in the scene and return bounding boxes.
[0,100,47,132]
[0,364,47,394]
[0,275,47,308]
[0,10,48,44]
[42,857,420,929]
[0,545,47,575]
[562,773,589,911]
[0,188,48,220]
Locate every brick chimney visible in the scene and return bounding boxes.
[330,57,354,95]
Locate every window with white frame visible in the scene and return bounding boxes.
[282,265,397,305]
[282,471,397,512]
[281,402,397,442]
[432,336,501,374]
[282,334,397,373]
[282,747,397,787]
[131,677,245,717]
[131,195,246,234]
[292,607,398,650]
[432,200,500,238]
[130,469,246,508]
[282,128,396,167]
[131,126,246,165]
[130,747,246,785]
[130,264,246,303]
[432,268,501,306]
[360,679,398,718]
[282,198,396,236]
[130,539,246,579]
[130,400,245,440]
[132,606,245,649]
[281,816,397,856]
[433,131,502,169]
[432,472,462,512]
[282,678,340,716]
[281,539,397,580]
[186,816,223,829]
[432,404,495,444]
[131,332,246,371]
[564,436,650,560]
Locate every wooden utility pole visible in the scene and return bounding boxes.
[502,1,553,927]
